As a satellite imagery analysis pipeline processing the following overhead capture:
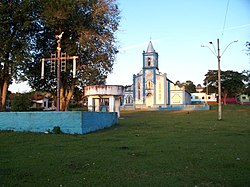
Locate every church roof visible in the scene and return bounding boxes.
[146,41,155,53]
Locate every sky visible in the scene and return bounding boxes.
[9,0,250,92]
[106,0,250,86]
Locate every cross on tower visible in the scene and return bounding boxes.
[41,32,79,111]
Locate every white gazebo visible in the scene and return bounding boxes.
[84,85,124,117]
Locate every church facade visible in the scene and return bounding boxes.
[123,41,191,108]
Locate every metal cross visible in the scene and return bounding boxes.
[41,32,78,111]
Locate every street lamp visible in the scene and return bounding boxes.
[202,38,238,120]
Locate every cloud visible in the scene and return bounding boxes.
[119,38,164,52]
[119,41,148,52]
[224,23,250,31]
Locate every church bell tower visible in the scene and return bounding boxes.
[142,41,159,106]
[143,41,159,70]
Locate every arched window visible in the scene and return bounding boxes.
[146,80,154,90]
[126,95,133,104]
[147,57,151,66]
[137,82,140,100]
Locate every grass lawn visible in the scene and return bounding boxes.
[1,105,250,187]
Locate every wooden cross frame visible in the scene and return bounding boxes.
[40,32,78,111]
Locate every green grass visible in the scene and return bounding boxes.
[1,105,250,187]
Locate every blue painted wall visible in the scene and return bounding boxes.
[0,111,118,134]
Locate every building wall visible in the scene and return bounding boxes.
[155,74,165,105]
[0,112,118,134]
[238,94,250,104]
[134,75,144,105]
[170,83,184,105]
[191,93,217,104]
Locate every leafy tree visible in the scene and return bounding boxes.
[179,80,196,93]
[11,93,33,111]
[242,70,250,95]
[244,42,250,95]
[204,70,247,104]
[0,0,40,111]
[25,0,120,111]
[246,41,250,57]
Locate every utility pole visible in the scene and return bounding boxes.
[201,38,237,120]
[41,32,79,111]
[217,38,222,120]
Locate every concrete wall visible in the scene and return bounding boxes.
[0,111,118,134]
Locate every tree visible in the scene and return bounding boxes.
[246,41,250,57]
[204,70,247,104]
[11,93,33,111]
[180,80,196,93]
[244,42,250,95]
[242,70,250,95]
[0,0,40,111]
[25,0,120,111]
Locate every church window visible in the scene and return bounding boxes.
[147,57,151,66]
[126,95,133,104]
[137,82,140,100]
[146,81,150,89]
[146,80,154,90]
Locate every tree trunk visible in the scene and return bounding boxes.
[60,87,65,111]
[0,80,9,111]
[223,92,228,105]
[0,86,2,111]
[60,84,74,111]
[64,85,74,111]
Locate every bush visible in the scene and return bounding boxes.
[11,93,33,111]
[51,126,63,134]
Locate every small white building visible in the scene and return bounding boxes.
[170,84,191,105]
[84,85,124,117]
[191,92,217,104]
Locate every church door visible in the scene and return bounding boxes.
[146,93,154,107]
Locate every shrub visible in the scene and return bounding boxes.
[51,126,63,134]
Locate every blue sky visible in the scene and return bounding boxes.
[9,0,250,92]
[106,0,250,86]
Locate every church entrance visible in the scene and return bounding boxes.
[146,93,154,107]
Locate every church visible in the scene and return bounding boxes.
[123,41,191,109]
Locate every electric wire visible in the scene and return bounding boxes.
[221,0,230,38]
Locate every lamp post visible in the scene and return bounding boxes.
[202,38,237,120]
[216,39,222,120]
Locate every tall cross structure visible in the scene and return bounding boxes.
[41,32,79,111]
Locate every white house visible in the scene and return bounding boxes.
[191,92,217,104]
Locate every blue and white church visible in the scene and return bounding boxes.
[123,41,191,109]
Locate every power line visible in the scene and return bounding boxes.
[221,0,230,38]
